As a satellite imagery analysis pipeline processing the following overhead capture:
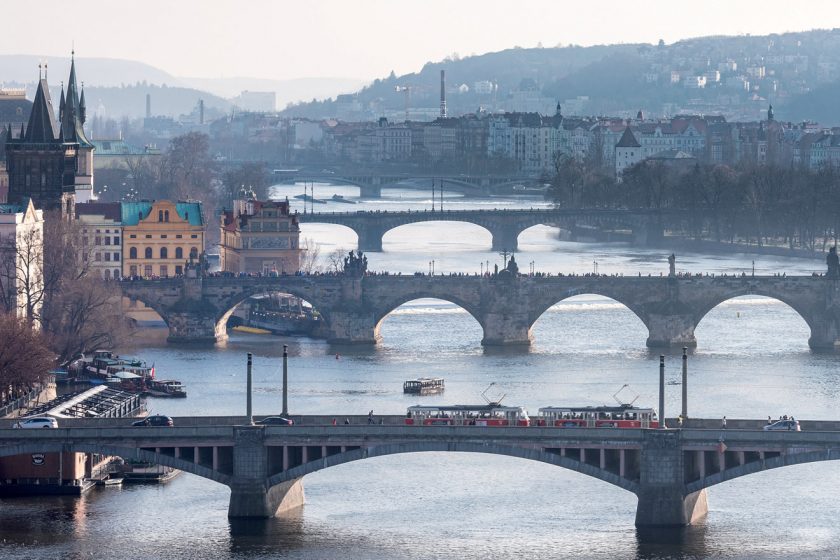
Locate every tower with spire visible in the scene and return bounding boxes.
[4,52,95,216]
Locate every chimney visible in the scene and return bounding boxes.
[440,69,447,118]
[145,93,151,119]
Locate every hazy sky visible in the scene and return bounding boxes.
[5,0,840,81]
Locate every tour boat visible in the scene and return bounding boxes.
[403,377,445,395]
[331,194,356,204]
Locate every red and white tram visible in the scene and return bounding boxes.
[405,404,531,426]
[536,404,658,428]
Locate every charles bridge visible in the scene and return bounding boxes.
[120,274,840,349]
[299,208,665,251]
[2,415,839,526]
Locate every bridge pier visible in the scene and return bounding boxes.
[228,478,305,518]
[635,430,708,527]
[324,311,381,344]
[356,227,384,252]
[228,426,305,518]
[165,311,222,344]
[491,227,520,252]
[806,308,840,350]
[480,312,533,346]
[645,314,697,348]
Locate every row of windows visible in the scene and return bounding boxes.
[83,236,120,246]
[128,234,199,239]
[129,265,184,278]
[127,247,199,260]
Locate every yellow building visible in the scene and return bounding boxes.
[122,200,204,278]
[219,197,301,274]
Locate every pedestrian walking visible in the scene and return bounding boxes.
[721,416,727,429]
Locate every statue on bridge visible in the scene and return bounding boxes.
[343,250,368,277]
[668,253,676,277]
[827,247,839,278]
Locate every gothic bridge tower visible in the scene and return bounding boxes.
[4,52,93,218]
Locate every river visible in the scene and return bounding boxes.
[1,185,838,559]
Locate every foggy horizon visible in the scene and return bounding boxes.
[4,0,840,83]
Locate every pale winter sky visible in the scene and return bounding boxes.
[4,0,840,81]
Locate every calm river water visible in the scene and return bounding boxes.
[2,185,839,559]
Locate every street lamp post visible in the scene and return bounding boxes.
[282,344,289,416]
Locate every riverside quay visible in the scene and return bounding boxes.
[1,416,839,526]
[121,273,840,349]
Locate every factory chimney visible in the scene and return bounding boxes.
[440,69,447,118]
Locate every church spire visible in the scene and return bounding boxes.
[59,50,92,147]
[79,82,86,125]
[59,81,66,121]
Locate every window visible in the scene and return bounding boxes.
[191,234,198,239]
[94,236,101,245]
[158,210,164,222]
[176,234,182,239]
[161,234,167,239]
[175,247,183,259]
[164,210,170,222]
[160,265,168,277]
[144,247,152,259]
[114,252,120,261]
[130,234,137,239]
[144,265,153,277]
[130,265,137,276]
[113,269,120,279]
[103,269,111,279]
[145,234,152,239]
[129,247,137,259]
[105,237,111,246]
[105,253,111,262]
[175,265,183,275]
[160,247,168,259]
[189,247,198,259]
[114,237,120,245]
[95,253,101,262]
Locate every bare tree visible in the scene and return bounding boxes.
[327,248,349,273]
[39,211,130,365]
[0,225,45,326]
[299,237,322,273]
[0,313,55,401]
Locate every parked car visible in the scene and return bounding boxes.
[14,416,58,429]
[255,416,294,426]
[763,419,800,431]
[132,414,174,427]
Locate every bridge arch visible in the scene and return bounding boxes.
[380,220,493,251]
[213,286,330,341]
[0,442,232,486]
[373,295,485,345]
[266,441,639,495]
[686,448,840,494]
[694,292,815,347]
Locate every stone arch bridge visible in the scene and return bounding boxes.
[299,208,664,251]
[119,275,840,349]
[2,417,840,526]
[274,172,537,198]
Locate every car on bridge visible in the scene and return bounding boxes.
[13,416,58,429]
[256,416,294,426]
[763,419,801,431]
[133,414,174,427]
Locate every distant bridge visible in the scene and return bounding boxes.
[120,274,840,349]
[299,208,663,251]
[2,416,840,526]
[272,170,539,198]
